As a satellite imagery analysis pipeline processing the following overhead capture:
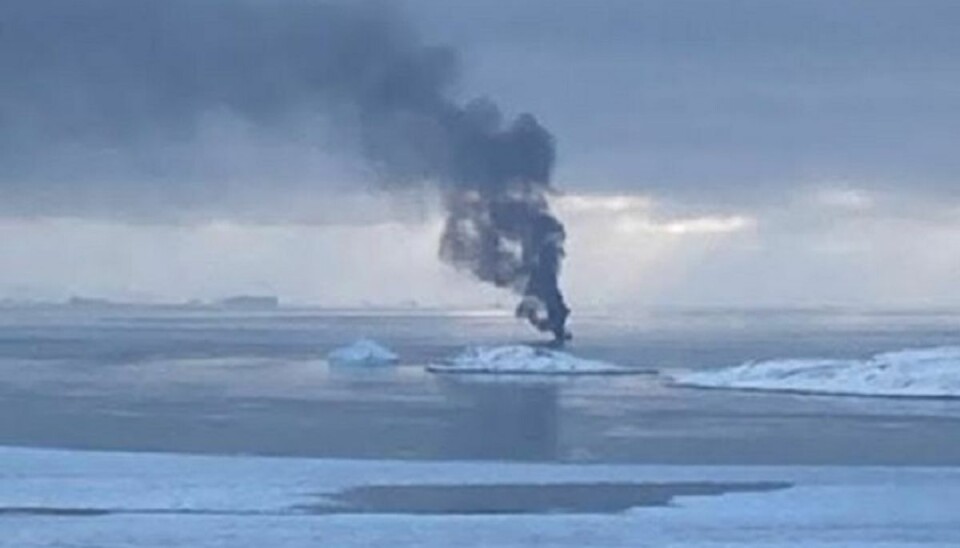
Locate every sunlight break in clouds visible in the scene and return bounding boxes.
[554,194,755,236]
[4,190,960,309]
[0,193,756,307]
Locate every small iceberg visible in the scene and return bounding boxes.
[428,345,636,375]
[669,346,960,398]
[327,339,399,366]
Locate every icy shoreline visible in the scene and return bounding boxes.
[670,346,960,398]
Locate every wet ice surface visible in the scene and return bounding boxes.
[304,481,790,514]
[0,481,791,517]
[1,447,959,548]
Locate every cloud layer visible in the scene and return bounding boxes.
[1,0,457,219]
[408,0,960,205]
[3,0,959,218]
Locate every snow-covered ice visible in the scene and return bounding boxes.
[327,339,399,366]
[427,345,637,375]
[2,446,960,547]
[670,346,960,398]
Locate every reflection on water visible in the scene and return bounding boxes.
[440,379,559,460]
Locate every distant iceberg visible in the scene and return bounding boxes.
[670,346,960,398]
[428,345,636,375]
[327,339,399,366]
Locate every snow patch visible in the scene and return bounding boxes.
[327,339,399,366]
[428,345,634,375]
[670,346,960,398]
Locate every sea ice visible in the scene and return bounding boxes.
[2,446,960,548]
[427,345,634,375]
[327,339,399,366]
[670,346,960,398]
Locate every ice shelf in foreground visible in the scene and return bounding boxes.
[428,345,634,375]
[671,346,960,398]
[327,339,399,366]
[3,446,960,548]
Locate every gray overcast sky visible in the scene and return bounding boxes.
[406,0,960,205]
[2,0,960,305]
[3,0,959,216]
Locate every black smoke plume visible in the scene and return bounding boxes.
[0,0,570,339]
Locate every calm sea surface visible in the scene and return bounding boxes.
[2,306,960,465]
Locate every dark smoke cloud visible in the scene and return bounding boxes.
[0,0,570,338]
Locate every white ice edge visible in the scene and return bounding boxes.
[670,346,960,398]
[427,345,637,375]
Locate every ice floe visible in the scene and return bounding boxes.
[327,339,399,366]
[427,345,635,375]
[670,346,960,398]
